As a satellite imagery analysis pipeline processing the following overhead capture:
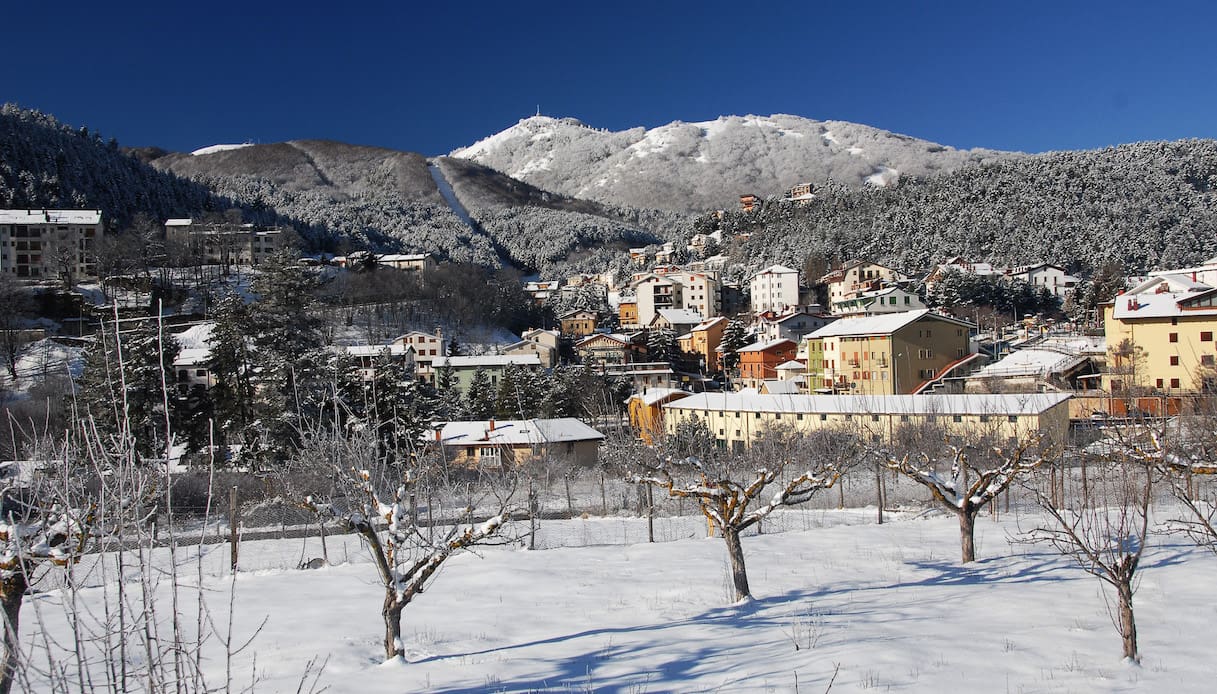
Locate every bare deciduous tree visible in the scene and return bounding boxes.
[1028,452,1154,663]
[297,431,519,662]
[883,428,1045,563]
[630,424,845,602]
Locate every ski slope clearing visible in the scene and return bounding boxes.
[24,508,1215,692]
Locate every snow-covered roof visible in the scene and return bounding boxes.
[576,333,628,347]
[664,392,1072,416]
[972,348,1086,379]
[165,218,193,226]
[432,418,604,447]
[173,348,211,367]
[760,379,800,395]
[775,360,806,371]
[434,354,541,368]
[737,338,797,353]
[808,309,969,338]
[655,309,704,325]
[0,209,102,225]
[377,253,431,262]
[691,316,728,332]
[629,388,691,406]
[173,322,215,350]
[752,264,798,277]
[341,344,412,358]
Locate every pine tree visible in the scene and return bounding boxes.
[719,319,750,374]
[463,368,496,420]
[76,319,180,458]
[646,328,677,365]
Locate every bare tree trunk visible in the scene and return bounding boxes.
[722,527,751,601]
[0,576,27,694]
[959,509,977,564]
[383,590,404,660]
[875,461,884,525]
[1118,581,1138,662]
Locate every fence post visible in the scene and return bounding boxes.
[229,485,239,572]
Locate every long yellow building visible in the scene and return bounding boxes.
[662,392,1071,451]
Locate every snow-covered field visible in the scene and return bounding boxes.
[23,506,1216,693]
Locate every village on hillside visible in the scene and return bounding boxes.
[0,198,1212,462]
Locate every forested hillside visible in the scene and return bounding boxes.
[0,104,233,227]
[722,140,1217,275]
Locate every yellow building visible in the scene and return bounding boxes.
[677,316,727,374]
[1103,266,1217,395]
[805,310,976,395]
[661,392,1071,452]
[626,388,692,444]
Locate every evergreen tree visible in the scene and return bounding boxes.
[76,319,180,458]
[646,328,677,365]
[719,320,750,374]
[463,368,496,420]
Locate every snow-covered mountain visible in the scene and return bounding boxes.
[451,114,1010,212]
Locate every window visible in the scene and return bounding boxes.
[1202,355,1215,366]
[979,415,990,423]
[1008,415,1018,423]
[1156,378,1164,388]
[900,415,910,422]
[196,369,206,377]
[952,415,963,423]
[871,414,880,422]
[1170,378,1181,388]
[1203,332,1213,342]
[1169,332,1178,343]
[819,414,828,421]
[1170,355,1180,366]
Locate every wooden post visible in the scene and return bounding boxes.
[528,483,538,551]
[229,486,239,573]
[646,485,655,543]
[875,461,885,525]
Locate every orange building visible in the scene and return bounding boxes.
[736,339,799,389]
[618,300,640,329]
[678,316,728,374]
[559,309,597,338]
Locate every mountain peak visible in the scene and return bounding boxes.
[451,113,1007,212]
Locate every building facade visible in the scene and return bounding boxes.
[749,265,800,315]
[0,209,103,281]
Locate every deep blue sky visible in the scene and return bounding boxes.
[4,0,1214,156]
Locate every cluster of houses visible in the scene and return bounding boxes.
[7,208,1217,468]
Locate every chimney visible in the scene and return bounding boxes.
[488,418,495,431]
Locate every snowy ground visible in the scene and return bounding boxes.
[21,503,1217,693]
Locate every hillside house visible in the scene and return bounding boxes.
[390,330,446,384]
[832,286,926,317]
[559,309,598,338]
[1008,263,1081,299]
[432,418,605,469]
[819,261,907,307]
[576,333,633,366]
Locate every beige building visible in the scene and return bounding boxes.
[0,209,103,282]
[1102,264,1217,394]
[390,330,447,384]
[164,218,281,266]
[431,418,605,469]
[805,310,975,395]
[819,260,906,306]
[631,269,719,326]
[662,392,1071,451]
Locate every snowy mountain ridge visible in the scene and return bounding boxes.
[451,114,1012,213]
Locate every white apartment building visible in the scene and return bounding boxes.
[1008,263,1081,299]
[749,265,800,314]
[0,209,103,281]
[631,269,720,326]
